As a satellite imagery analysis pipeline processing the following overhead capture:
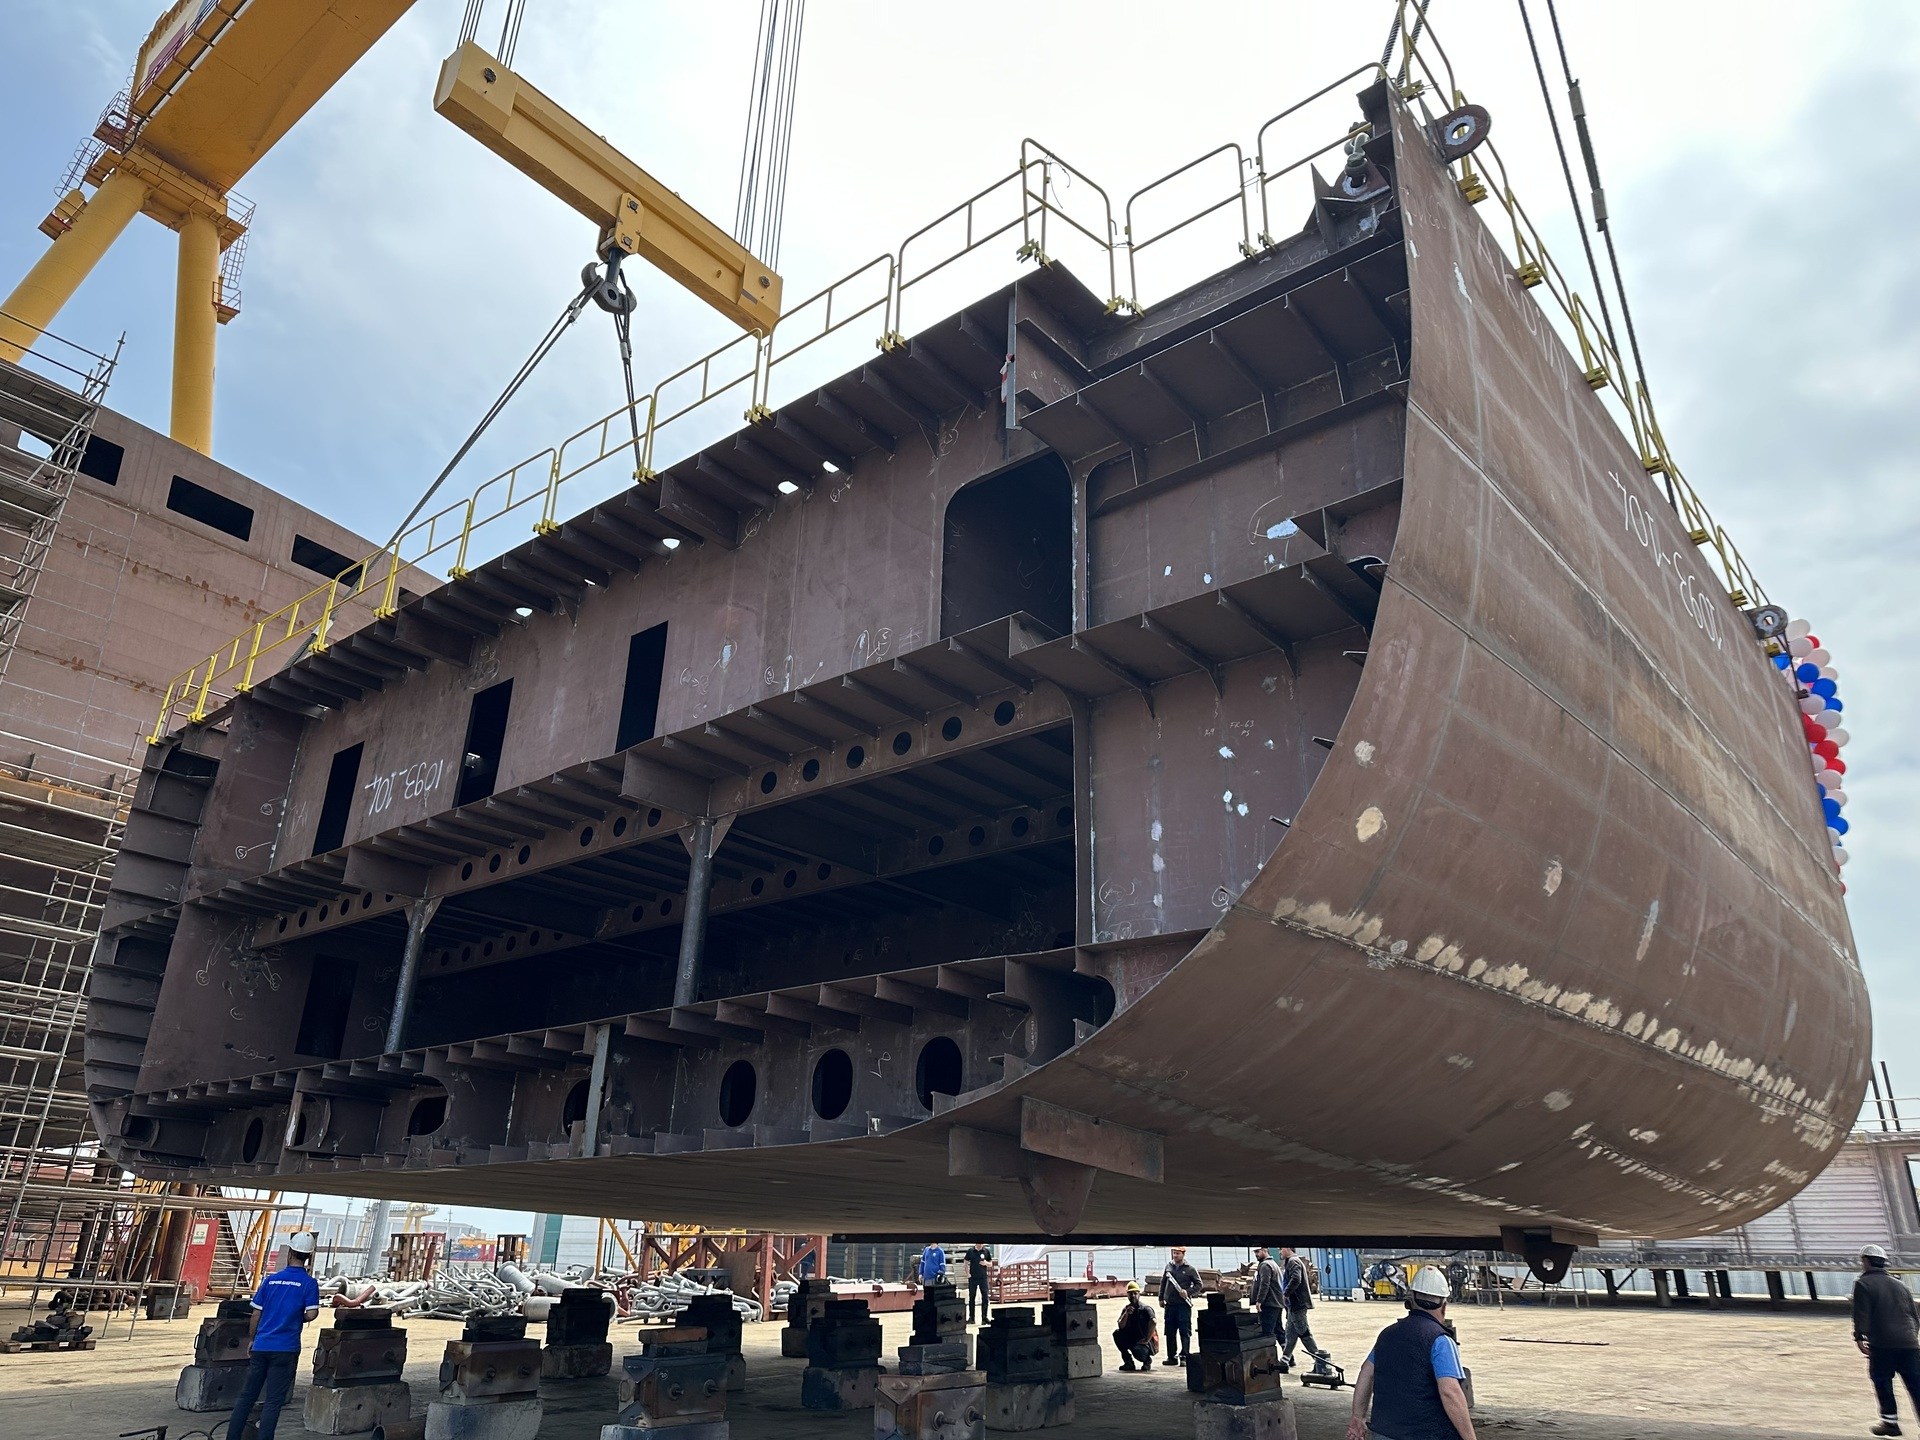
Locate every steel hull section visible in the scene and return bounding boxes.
[87,92,1867,1242]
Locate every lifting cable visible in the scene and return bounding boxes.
[733,0,807,269]
[1541,0,1649,403]
[1514,0,1620,361]
[380,276,597,552]
[456,0,528,66]
[1379,0,1433,86]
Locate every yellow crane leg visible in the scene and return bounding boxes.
[0,169,152,363]
[171,210,221,454]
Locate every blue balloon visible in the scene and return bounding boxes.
[1822,797,1841,820]
[1827,697,1844,712]
[1811,678,1838,699]
[1773,653,1792,669]
[1795,663,1820,682]
[1834,816,1850,836]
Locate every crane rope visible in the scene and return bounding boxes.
[1379,0,1432,85]
[1541,0,1649,404]
[1513,0,1620,362]
[733,0,806,269]
[380,276,596,553]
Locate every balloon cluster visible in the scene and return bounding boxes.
[1770,618,1850,872]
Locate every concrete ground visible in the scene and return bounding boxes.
[0,1293,1890,1440]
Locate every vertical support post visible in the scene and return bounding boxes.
[1805,1270,1819,1302]
[171,209,221,454]
[0,169,151,362]
[362,1200,393,1277]
[1715,1269,1732,1306]
[1672,1269,1690,1301]
[1651,1269,1671,1307]
[1765,1271,1786,1309]
[673,817,716,1008]
[386,895,443,1052]
[1599,1268,1618,1301]
[1704,1269,1721,1309]
[579,1022,611,1158]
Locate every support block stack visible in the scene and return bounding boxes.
[801,1297,883,1411]
[541,1287,614,1379]
[1186,1295,1295,1440]
[781,1277,834,1358]
[603,1324,729,1440]
[681,1292,747,1392]
[976,1308,1071,1433]
[304,1308,411,1435]
[1041,1287,1100,1381]
[175,1298,254,1411]
[428,1314,542,1440]
[879,1283,986,1440]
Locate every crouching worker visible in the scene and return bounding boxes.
[1346,1266,1476,1440]
[1113,1281,1159,1372]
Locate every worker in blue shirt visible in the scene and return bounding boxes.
[1346,1267,1477,1440]
[228,1231,322,1440]
[918,1242,946,1286]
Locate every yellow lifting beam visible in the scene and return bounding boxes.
[433,42,783,336]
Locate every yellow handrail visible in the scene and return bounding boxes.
[145,16,1768,744]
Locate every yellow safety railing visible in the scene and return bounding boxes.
[147,10,1767,742]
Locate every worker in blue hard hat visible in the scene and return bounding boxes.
[1856,1244,1920,1436]
[228,1231,322,1440]
[1346,1266,1477,1440]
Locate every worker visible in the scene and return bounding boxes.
[1160,1245,1202,1366]
[228,1231,322,1440]
[1279,1244,1331,1371]
[1249,1245,1287,1340]
[1113,1281,1159,1372]
[1345,1266,1476,1440]
[918,1241,946,1287]
[1855,1243,1920,1436]
[962,1241,993,1324]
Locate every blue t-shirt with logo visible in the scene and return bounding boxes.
[250,1265,320,1353]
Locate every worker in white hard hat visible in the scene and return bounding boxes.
[1345,1265,1476,1440]
[1854,1243,1920,1436]
[227,1231,322,1440]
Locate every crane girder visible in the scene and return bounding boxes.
[433,42,783,337]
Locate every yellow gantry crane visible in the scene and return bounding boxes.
[1,0,782,456]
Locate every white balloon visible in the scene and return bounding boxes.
[1828,728,1850,747]
[1789,637,1812,657]
[1827,826,1843,844]
[1818,665,1838,681]
[1835,848,1850,867]
[1829,788,1848,805]
[1800,697,1825,715]
[1786,618,1812,639]
[1817,709,1843,730]
[1806,648,1831,666]
[1815,768,1841,788]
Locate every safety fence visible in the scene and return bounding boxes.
[145,1,1767,742]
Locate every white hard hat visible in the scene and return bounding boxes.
[1863,1244,1888,1262]
[287,1232,318,1256]
[1409,1267,1450,1301]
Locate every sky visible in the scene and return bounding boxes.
[3,1,1915,1239]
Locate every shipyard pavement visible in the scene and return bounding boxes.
[0,1292,1885,1439]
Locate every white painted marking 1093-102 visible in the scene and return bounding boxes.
[1608,470,1724,652]
[364,758,446,817]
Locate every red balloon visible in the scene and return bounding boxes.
[1828,757,1847,775]
[1805,635,1820,649]
[1815,740,1839,760]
